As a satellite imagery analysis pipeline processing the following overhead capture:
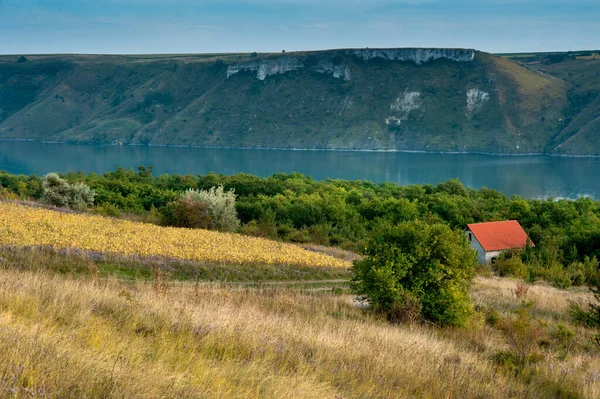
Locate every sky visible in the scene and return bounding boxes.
[0,0,599,55]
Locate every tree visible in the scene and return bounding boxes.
[352,220,478,327]
[162,195,211,229]
[163,186,240,232]
[16,56,28,63]
[41,173,95,210]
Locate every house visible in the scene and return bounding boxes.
[465,220,533,264]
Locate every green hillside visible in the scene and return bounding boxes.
[502,51,600,155]
[0,48,595,154]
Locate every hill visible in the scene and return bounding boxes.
[500,50,600,155]
[2,47,594,154]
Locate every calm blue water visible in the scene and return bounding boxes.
[1,141,599,199]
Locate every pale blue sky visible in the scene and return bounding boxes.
[1,0,598,54]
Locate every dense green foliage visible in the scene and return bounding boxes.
[1,167,600,287]
[352,221,478,326]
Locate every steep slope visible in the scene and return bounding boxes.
[0,49,569,153]
[536,58,600,155]
[502,51,600,155]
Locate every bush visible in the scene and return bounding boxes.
[569,260,600,328]
[352,220,478,327]
[163,186,240,232]
[494,252,528,278]
[41,173,95,210]
[162,197,211,229]
[93,202,121,218]
[496,303,545,370]
[546,263,572,289]
[569,302,600,328]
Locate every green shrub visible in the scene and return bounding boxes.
[546,263,572,289]
[582,256,600,286]
[352,220,478,327]
[568,302,600,328]
[494,253,527,278]
[256,209,278,239]
[485,308,501,326]
[163,186,240,232]
[309,222,333,245]
[93,202,121,218]
[566,261,586,286]
[287,228,311,243]
[496,303,545,369]
[551,324,575,351]
[162,196,212,229]
[568,261,600,329]
[41,173,95,210]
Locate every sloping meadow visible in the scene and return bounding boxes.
[0,202,350,269]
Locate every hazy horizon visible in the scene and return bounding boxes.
[1,0,599,55]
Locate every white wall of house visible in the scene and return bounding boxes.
[466,230,502,265]
[484,251,502,264]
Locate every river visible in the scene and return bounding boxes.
[1,141,598,199]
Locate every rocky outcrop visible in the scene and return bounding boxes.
[313,60,352,81]
[386,91,422,125]
[227,57,352,81]
[226,48,474,81]
[390,91,421,113]
[466,88,490,119]
[227,57,304,80]
[348,48,475,65]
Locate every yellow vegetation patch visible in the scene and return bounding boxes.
[0,202,350,268]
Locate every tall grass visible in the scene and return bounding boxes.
[1,266,599,398]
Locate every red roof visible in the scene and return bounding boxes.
[466,220,533,252]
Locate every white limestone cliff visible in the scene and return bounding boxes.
[227,57,304,80]
[313,60,352,81]
[349,48,475,64]
[466,88,490,119]
[227,57,353,81]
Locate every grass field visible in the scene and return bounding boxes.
[0,202,350,269]
[0,262,599,398]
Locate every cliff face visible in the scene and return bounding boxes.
[0,48,578,154]
[348,48,475,64]
[226,57,304,80]
[226,48,474,81]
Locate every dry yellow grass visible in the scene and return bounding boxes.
[1,265,599,398]
[473,276,593,316]
[490,55,567,126]
[0,202,349,269]
[0,269,515,398]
